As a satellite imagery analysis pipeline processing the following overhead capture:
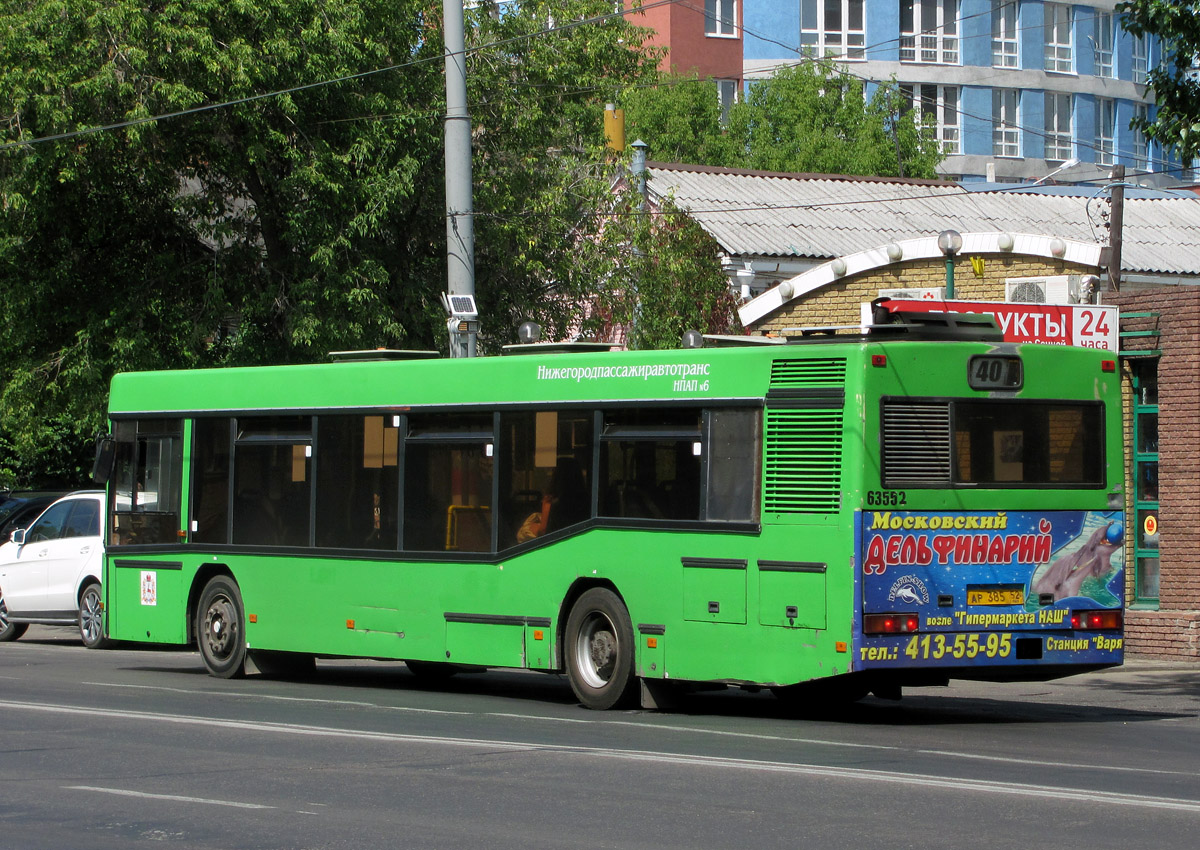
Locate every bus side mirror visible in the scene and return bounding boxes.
[92,435,116,485]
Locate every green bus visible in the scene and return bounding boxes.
[98,311,1126,709]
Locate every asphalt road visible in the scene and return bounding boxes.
[2,626,1199,849]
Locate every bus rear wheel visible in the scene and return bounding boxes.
[197,576,247,679]
[564,588,638,710]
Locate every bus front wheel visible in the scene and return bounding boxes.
[564,588,638,710]
[197,576,247,679]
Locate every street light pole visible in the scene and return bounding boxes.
[937,229,962,299]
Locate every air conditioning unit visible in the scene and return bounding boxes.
[878,287,946,301]
[1005,275,1081,305]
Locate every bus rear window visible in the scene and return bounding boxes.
[882,399,1104,488]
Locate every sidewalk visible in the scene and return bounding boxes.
[916,656,1200,718]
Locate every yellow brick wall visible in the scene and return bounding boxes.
[754,256,1096,334]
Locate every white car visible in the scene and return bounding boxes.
[0,491,107,648]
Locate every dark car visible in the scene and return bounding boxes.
[0,491,70,544]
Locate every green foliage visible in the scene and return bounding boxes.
[1119,1,1200,163]
[0,0,662,485]
[622,75,732,165]
[584,191,741,351]
[623,63,944,179]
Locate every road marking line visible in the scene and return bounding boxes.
[65,785,273,809]
[8,699,1200,814]
[85,681,473,715]
[916,748,1194,777]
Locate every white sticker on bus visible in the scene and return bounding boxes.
[141,571,157,606]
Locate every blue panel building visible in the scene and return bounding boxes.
[741,1,1181,185]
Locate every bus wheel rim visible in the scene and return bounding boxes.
[204,596,237,660]
[576,611,617,689]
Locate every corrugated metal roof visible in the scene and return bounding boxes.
[646,164,1200,276]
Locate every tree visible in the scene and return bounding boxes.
[582,190,742,351]
[622,75,732,165]
[624,62,944,179]
[0,0,662,486]
[1118,1,1200,163]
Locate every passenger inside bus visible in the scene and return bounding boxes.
[517,460,588,542]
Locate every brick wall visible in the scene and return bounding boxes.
[1125,610,1200,656]
[1108,288,1200,659]
[754,255,1094,334]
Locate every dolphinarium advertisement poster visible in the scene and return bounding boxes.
[854,510,1125,668]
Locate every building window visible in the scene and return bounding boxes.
[1131,32,1148,84]
[705,0,736,37]
[901,0,960,64]
[1044,3,1073,73]
[1044,91,1073,162]
[1094,11,1114,78]
[716,78,738,123]
[991,1,1018,68]
[800,0,866,59]
[992,88,1020,157]
[903,84,960,154]
[1133,103,1149,169]
[1131,359,1159,604]
[1096,97,1115,166]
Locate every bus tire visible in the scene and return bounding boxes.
[78,582,110,649]
[197,576,247,679]
[0,593,28,642]
[564,587,638,710]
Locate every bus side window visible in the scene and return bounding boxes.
[705,408,761,522]
[315,415,399,550]
[599,409,702,521]
[111,418,183,545]
[193,418,231,544]
[404,413,494,553]
[499,411,593,549]
[231,416,312,547]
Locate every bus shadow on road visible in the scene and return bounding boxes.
[109,647,1199,726]
[658,682,1195,726]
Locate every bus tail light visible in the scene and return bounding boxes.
[1101,360,1116,373]
[863,613,920,634]
[1070,609,1123,630]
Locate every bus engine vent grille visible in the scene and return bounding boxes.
[881,401,952,487]
[764,408,843,513]
[770,358,847,387]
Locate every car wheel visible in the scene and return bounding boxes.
[0,593,29,642]
[196,576,247,678]
[78,582,110,649]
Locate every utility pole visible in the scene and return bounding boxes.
[1106,164,1125,293]
[629,139,648,349]
[443,0,478,357]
